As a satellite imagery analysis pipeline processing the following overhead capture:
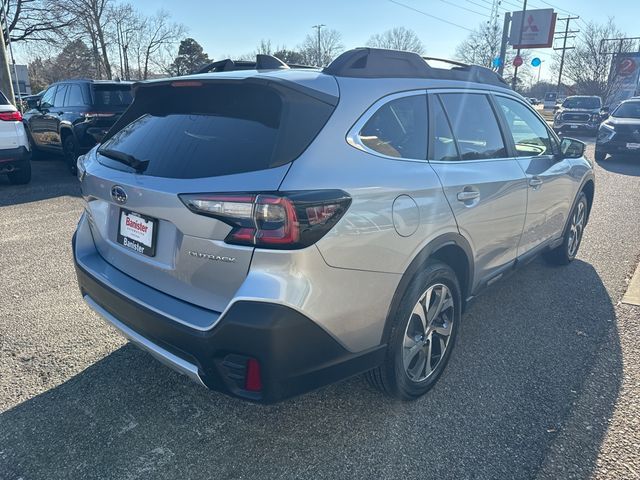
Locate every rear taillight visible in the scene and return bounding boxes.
[0,111,22,121]
[82,112,115,120]
[179,190,351,249]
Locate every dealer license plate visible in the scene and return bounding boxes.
[117,209,158,257]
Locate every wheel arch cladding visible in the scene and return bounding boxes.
[381,233,473,344]
[582,179,594,217]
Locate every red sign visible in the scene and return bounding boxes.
[617,58,637,76]
[513,56,523,67]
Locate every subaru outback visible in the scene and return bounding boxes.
[73,48,594,403]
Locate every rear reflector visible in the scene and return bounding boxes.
[245,359,262,392]
[179,190,351,250]
[0,110,22,121]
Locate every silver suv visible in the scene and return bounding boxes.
[73,48,594,403]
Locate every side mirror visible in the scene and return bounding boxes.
[601,106,610,118]
[559,137,585,159]
[26,98,39,110]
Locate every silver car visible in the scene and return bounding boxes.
[73,48,594,403]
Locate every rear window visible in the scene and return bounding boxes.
[0,91,9,105]
[98,82,335,179]
[92,84,133,108]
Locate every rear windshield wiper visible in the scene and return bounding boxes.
[98,148,149,172]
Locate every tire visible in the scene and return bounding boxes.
[62,134,79,175]
[594,149,607,162]
[7,161,31,185]
[544,192,588,266]
[366,260,461,400]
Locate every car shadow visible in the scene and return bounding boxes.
[0,157,80,207]
[0,259,622,479]
[596,154,640,176]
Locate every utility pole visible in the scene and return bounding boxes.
[312,24,325,67]
[498,12,511,76]
[0,20,14,105]
[554,16,580,94]
[511,0,528,90]
[2,0,19,106]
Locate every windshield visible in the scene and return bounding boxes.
[562,97,601,109]
[612,101,640,119]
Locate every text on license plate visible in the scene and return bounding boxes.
[117,210,157,256]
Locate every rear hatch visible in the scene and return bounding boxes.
[81,76,337,313]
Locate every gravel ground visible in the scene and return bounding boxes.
[0,145,639,480]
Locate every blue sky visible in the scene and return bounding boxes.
[130,0,639,81]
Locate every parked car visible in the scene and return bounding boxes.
[595,98,640,161]
[528,97,539,105]
[23,79,133,174]
[553,95,607,135]
[73,48,594,403]
[0,90,31,184]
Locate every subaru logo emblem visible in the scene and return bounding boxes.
[111,185,127,204]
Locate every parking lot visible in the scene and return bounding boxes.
[1,142,639,479]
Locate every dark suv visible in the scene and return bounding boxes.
[553,95,606,135]
[23,79,133,173]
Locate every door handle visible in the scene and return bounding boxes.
[529,177,543,187]
[457,190,480,202]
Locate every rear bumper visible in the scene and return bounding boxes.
[73,228,384,403]
[0,146,30,171]
[553,122,599,132]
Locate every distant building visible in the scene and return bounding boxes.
[10,64,31,97]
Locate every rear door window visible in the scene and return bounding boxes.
[98,82,336,179]
[65,84,88,107]
[358,94,427,159]
[53,85,68,108]
[430,96,459,161]
[439,93,507,160]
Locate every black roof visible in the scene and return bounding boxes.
[324,48,508,87]
[194,48,509,88]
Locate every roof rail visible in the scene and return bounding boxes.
[196,54,317,74]
[323,48,508,88]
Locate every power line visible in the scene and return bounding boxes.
[438,0,487,17]
[387,0,475,32]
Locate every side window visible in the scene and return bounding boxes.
[439,93,507,160]
[53,84,68,108]
[430,96,459,161]
[495,96,554,157]
[65,84,87,107]
[358,94,427,159]
[40,86,57,109]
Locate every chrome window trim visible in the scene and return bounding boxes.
[346,90,429,163]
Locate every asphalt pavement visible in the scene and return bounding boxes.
[1,145,639,480]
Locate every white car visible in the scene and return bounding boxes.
[0,91,31,184]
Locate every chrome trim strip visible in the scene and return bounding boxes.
[83,295,207,388]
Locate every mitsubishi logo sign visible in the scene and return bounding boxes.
[509,8,557,49]
[523,15,540,33]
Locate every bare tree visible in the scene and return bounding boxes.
[0,0,74,44]
[136,10,185,79]
[366,27,425,55]
[59,0,113,79]
[553,18,633,101]
[455,22,531,88]
[110,3,140,80]
[299,28,343,66]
